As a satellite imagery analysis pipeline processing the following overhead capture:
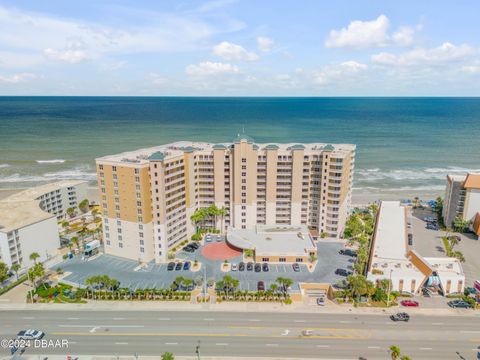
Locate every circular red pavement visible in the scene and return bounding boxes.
[201,242,242,260]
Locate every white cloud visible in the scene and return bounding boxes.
[313,61,368,85]
[185,61,240,76]
[212,41,258,61]
[462,65,480,74]
[147,72,168,84]
[372,42,475,66]
[0,72,37,84]
[44,47,89,63]
[257,36,274,52]
[325,15,421,49]
[325,15,390,49]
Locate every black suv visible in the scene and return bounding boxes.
[254,263,261,272]
[246,262,253,271]
[390,312,410,322]
[262,263,269,272]
[175,262,183,271]
[335,268,352,276]
[339,249,357,257]
[238,262,245,271]
[167,262,175,271]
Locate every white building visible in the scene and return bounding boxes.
[0,180,87,269]
[367,201,465,296]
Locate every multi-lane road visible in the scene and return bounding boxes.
[1,310,480,359]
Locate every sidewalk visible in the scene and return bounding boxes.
[0,298,478,317]
[1,356,302,360]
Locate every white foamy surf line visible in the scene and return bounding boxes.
[35,159,66,164]
[356,167,480,182]
[353,185,446,192]
[0,167,97,183]
[0,164,10,169]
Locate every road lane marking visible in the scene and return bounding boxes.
[266,344,278,347]
[158,318,170,321]
[248,319,260,322]
[368,346,380,349]
[216,343,229,346]
[115,342,128,345]
[58,325,144,328]
[339,321,351,324]
[432,322,443,325]
[316,345,330,348]
[165,343,178,345]
[22,317,35,319]
[420,347,432,350]
[113,317,125,320]
[294,320,306,323]
[67,318,80,320]
[203,318,215,321]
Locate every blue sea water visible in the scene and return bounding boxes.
[0,97,479,198]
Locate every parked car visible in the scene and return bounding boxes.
[175,262,183,271]
[254,263,261,272]
[426,223,438,231]
[183,246,194,253]
[247,262,253,271]
[231,263,237,271]
[408,233,413,246]
[390,312,410,322]
[335,268,351,277]
[238,262,245,271]
[17,330,45,340]
[216,235,222,242]
[401,300,419,307]
[339,249,357,257]
[465,287,478,295]
[448,300,472,309]
[183,261,191,271]
[292,263,300,272]
[257,281,265,292]
[316,297,326,306]
[262,263,269,272]
[190,242,200,249]
[205,235,212,242]
[423,216,435,222]
[167,262,175,271]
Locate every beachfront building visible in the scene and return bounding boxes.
[443,173,480,237]
[226,225,317,263]
[0,180,88,269]
[367,201,465,296]
[96,136,355,263]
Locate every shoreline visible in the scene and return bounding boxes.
[0,186,443,207]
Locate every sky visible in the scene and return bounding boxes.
[1,0,480,96]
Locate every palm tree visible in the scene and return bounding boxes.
[270,283,278,294]
[71,237,80,251]
[11,263,21,281]
[79,199,89,213]
[389,345,401,360]
[66,207,76,218]
[29,252,40,265]
[218,206,227,233]
[276,277,293,297]
[161,352,175,360]
[190,210,204,233]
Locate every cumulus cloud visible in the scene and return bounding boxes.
[257,36,274,52]
[372,42,475,66]
[44,47,89,63]
[212,41,258,61]
[0,72,37,84]
[313,61,368,85]
[147,72,168,84]
[325,15,421,49]
[462,65,480,74]
[185,61,240,76]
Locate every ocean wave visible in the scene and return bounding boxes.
[353,185,446,192]
[35,159,66,164]
[0,164,10,169]
[356,166,480,182]
[0,167,97,183]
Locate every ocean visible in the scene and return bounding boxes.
[1,97,479,202]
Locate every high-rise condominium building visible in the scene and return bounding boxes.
[443,173,480,235]
[96,136,355,263]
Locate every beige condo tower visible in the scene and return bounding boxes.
[96,135,355,263]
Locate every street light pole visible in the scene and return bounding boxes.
[27,269,33,304]
[195,340,201,360]
[387,269,393,307]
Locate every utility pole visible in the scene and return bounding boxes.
[203,265,207,302]
[387,269,393,307]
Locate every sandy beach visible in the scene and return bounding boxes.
[0,186,443,207]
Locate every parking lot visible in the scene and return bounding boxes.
[410,207,480,286]
[56,241,353,293]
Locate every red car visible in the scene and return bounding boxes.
[401,300,419,307]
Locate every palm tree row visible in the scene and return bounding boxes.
[84,275,120,291]
[190,204,228,233]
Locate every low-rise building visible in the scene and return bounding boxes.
[226,225,317,263]
[443,173,480,233]
[367,201,465,296]
[0,180,87,269]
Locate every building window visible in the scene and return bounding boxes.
[139,232,144,238]
[279,258,286,262]
[135,176,140,182]
[262,257,269,262]
[112,166,117,171]
[140,247,144,253]
[119,243,123,248]
[99,165,104,170]
[135,168,139,174]
[106,240,110,245]
[140,240,144,245]
[296,258,303,262]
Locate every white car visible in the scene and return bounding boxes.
[17,329,45,340]
[231,263,237,271]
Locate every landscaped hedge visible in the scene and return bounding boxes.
[0,275,28,296]
[83,288,192,301]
